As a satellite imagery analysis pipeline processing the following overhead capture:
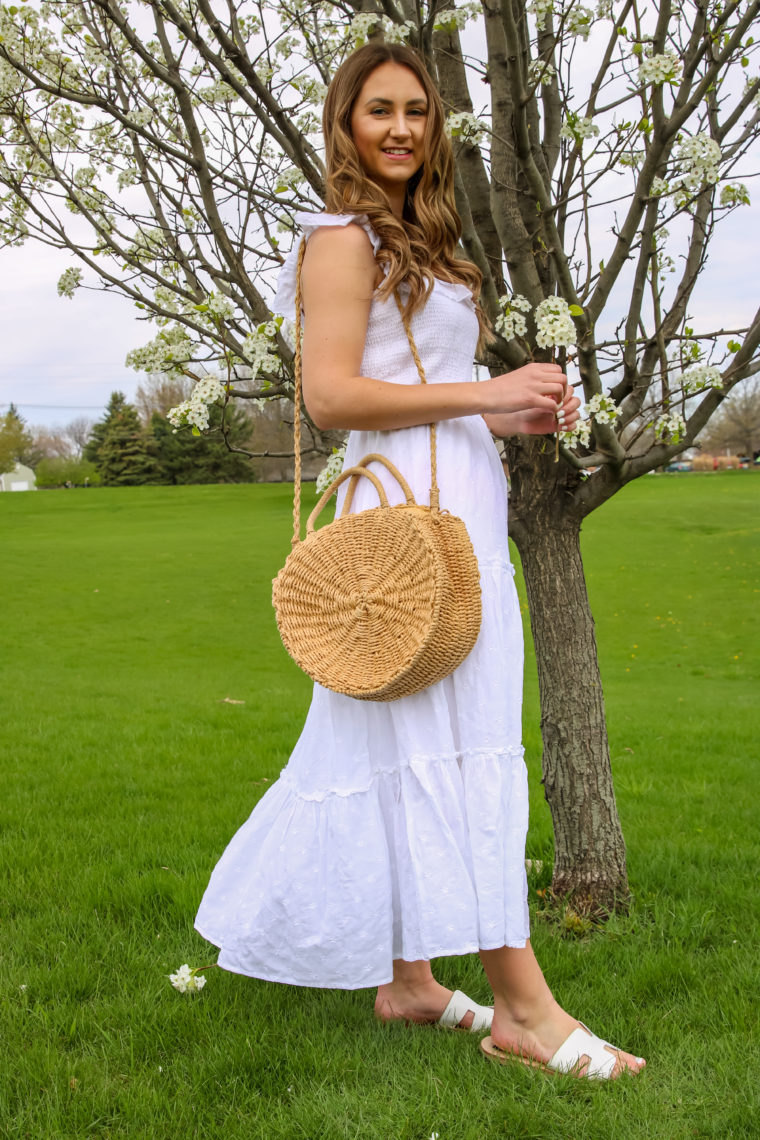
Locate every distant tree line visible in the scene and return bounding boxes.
[1,379,308,486]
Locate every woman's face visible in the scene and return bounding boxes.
[349,62,428,197]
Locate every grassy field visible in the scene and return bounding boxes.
[1,471,758,1140]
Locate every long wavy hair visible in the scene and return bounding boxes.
[323,43,491,345]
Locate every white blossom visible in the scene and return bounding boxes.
[679,364,723,394]
[316,445,346,494]
[560,418,592,448]
[527,0,554,32]
[445,111,488,144]
[289,75,328,106]
[534,296,576,349]
[587,393,620,425]
[117,168,140,190]
[348,13,383,45]
[275,167,305,195]
[676,133,722,191]
[495,293,532,341]
[719,183,750,207]
[127,326,194,379]
[567,6,595,40]
[206,292,235,320]
[167,371,225,432]
[242,320,281,376]
[528,58,557,88]
[433,4,481,33]
[168,964,207,993]
[57,267,83,298]
[638,51,682,86]
[596,0,613,17]
[653,411,686,443]
[348,13,414,47]
[618,150,645,168]
[559,115,599,145]
[383,20,416,45]
[650,176,669,197]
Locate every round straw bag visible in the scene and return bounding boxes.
[272,239,481,701]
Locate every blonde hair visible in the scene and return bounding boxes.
[322,43,491,346]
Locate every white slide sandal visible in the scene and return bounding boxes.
[481,1021,642,1079]
[437,989,494,1033]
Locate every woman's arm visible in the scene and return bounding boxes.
[300,225,569,431]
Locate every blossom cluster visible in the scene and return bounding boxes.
[679,364,723,394]
[567,6,594,41]
[528,58,557,88]
[242,319,282,378]
[126,325,195,380]
[316,445,347,495]
[495,293,531,341]
[433,4,481,34]
[638,50,683,87]
[526,0,553,32]
[586,393,620,424]
[57,266,83,298]
[168,964,207,994]
[275,167,305,195]
[653,411,686,443]
[559,115,599,145]
[559,391,621,450]
[167,375,226,433]
[559,418,592,448]
[445,111,488,144]
[534,296,577,350]
[719,183,750,207]
[206,291,236,320]
[674,133,722,197]
[349,13,414,46]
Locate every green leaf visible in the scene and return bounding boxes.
[727,340,741,353]
[741,56,749,67]
[191,427,200,437]
[568,304,584,316]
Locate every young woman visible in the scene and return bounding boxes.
[195,42,646,1080]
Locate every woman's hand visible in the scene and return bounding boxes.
[512,388,583,436]
[482,363,580,437]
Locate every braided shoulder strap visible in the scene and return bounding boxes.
[290,236,439,547]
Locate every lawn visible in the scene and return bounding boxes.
[1,471,758,1139]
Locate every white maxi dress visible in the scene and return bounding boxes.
[194,212,530,988]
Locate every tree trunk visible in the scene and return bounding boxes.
[506,439,629,912]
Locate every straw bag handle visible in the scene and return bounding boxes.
[306,464,391,534]
[290,235,439,549]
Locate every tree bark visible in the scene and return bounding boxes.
[506,438,629,912]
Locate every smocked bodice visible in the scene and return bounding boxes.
[273,211,480,386]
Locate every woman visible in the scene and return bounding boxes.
[195,42,645,1080]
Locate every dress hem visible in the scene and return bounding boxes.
[194,924,530,990]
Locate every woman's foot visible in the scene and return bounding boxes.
[479,943,645,1080]
[375,975,476,1029]
[489,997,645,1078]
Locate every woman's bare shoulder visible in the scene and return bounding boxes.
[302,221,380,294]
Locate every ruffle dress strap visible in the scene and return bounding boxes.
[273,211,381,320]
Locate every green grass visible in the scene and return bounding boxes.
[1,471,758,1139]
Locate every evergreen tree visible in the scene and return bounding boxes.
[148,404,254,485]
[0,404,36,474]
[84,391,156,485]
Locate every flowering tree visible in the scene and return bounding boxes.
[2,0,758,908]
